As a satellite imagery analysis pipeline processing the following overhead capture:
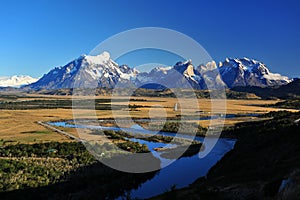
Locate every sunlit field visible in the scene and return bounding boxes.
[0,94,297,144]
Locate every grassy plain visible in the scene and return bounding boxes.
[0,94,298,144]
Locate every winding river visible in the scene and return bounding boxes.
[49,119,237,199]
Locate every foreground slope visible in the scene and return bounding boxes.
[152,111,300,200]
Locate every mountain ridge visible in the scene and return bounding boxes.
[219,57,291,88]
[25,52,292,90]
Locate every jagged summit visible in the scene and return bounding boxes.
[25,52,292,90]
[26,51,137,89]
[221,57,269,72]
[218,57,291,88]
[83,51,112,65]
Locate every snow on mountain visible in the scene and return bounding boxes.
[0,75,38,87]
[27,52,138,89]
[25,52,291,90]
[218,57,291,88]
[135,57,290,89]
[135,59,225,89]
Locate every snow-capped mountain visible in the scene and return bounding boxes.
[0,75,38,87]
[27,52,138,89]
[25,52,291,90]
[135,60,225,89]
[219,58,291,88]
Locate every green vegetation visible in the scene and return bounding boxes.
[147,121,207,136]
[264,99,300,110]
[159,143,204,159]
[260,110,299,118]
[102,130,150,153]
[143,134,174,143]
[232,79,300,100]
[0,141,158,199]
[152,111,300,199]
[103,130,174,153]
[103,129,174,143]
[43,87,258,99]
[225,90,260,99]
[117,141,149,153]
[0,157,77,191]
[140,134,200,146]
[133,88,260,99]
[0,99,127,110]
[102,129,203,161]
[0,142,94,192]
[103,130,200,146]
[0,142,92,160]
[0,88,264,103]
[103,130,127,140]
[0,94,154,111]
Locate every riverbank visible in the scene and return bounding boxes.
[1,93,296,144]
[151,111,300,199]
[48,120,235,199]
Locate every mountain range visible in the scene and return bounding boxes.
[24,52,292,90]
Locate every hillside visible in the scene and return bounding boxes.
[153,111,300,200]
[233,79,300,99]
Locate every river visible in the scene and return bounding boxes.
[49,120,236,199]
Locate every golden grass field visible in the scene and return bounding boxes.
[0,94,298,144]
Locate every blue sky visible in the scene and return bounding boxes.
[0,0,300,78]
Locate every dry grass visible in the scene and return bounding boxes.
[0,94,298,144]
[0,109,73,144]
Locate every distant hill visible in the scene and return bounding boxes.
[0,86,23,93]
[232,79,300,99]
[0,75,38,87]
[27,87,259,100]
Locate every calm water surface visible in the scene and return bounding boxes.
[49,121,236,199]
